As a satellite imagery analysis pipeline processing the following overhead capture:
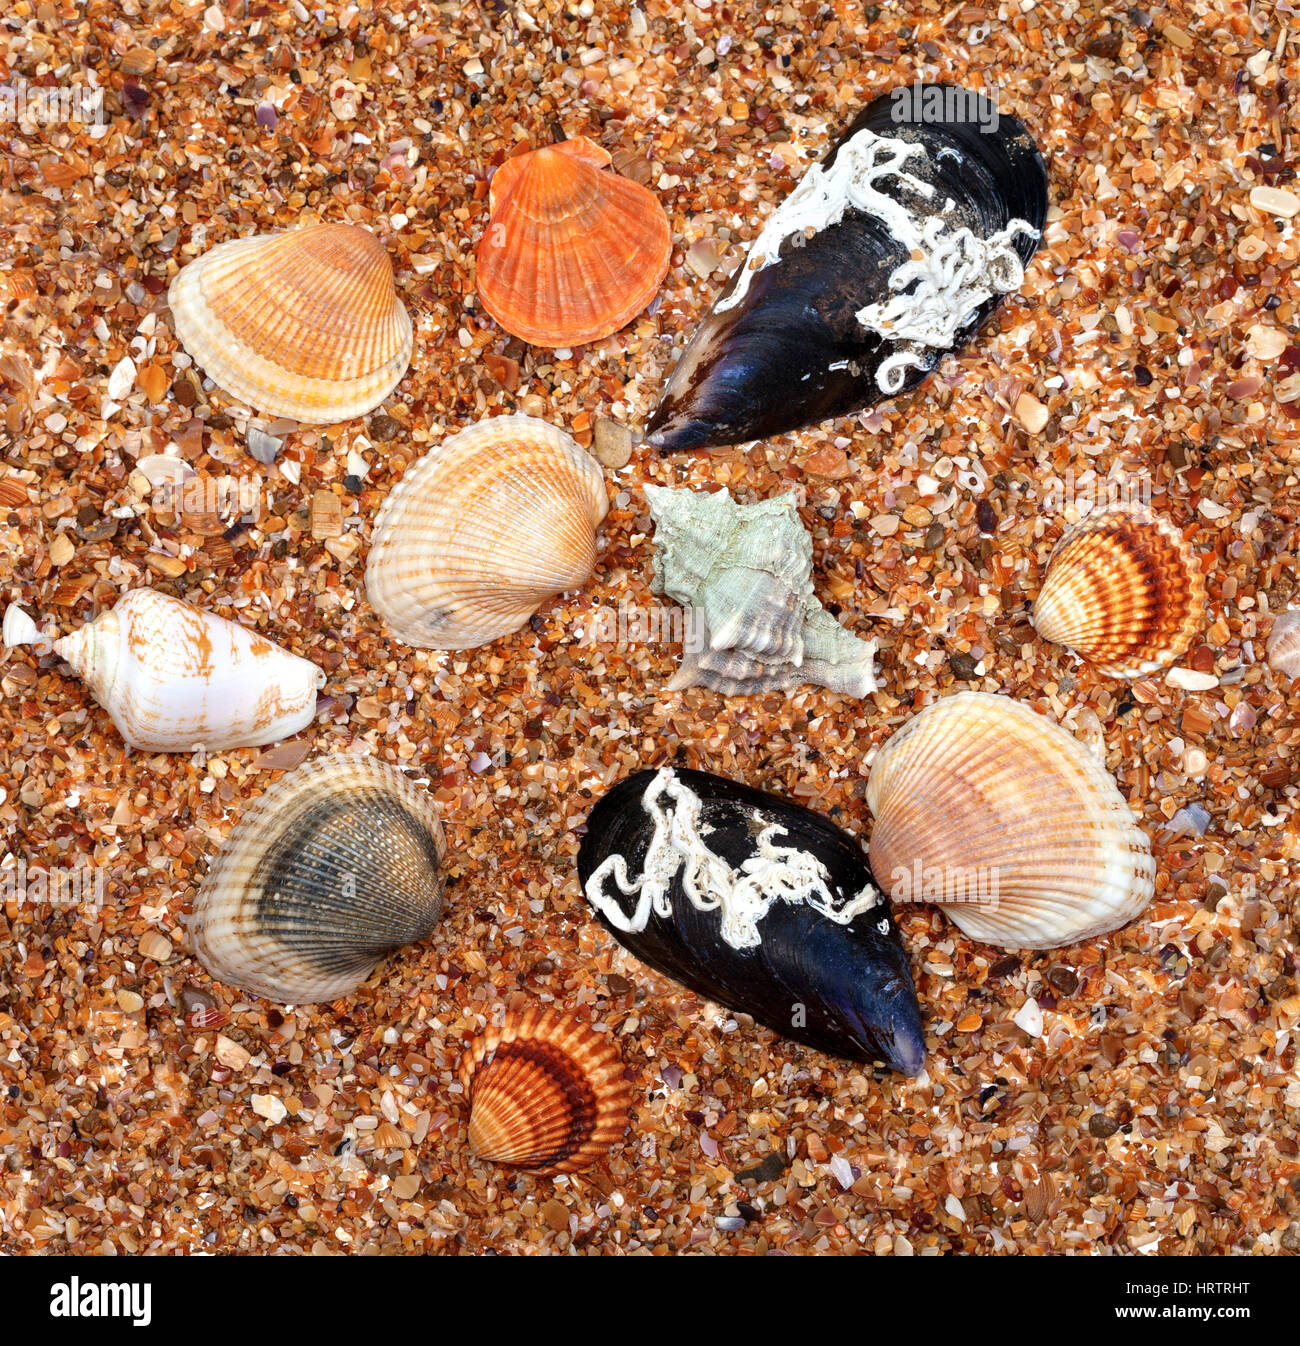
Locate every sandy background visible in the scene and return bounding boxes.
[0,0,1297,1254]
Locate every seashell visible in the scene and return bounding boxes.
[647,84,1048,451]
[1032,506,1206,677]
[459,1004,631,1174]
[53,588,324,752]
[365,415,608,650]
[645,485,877,696]
[476,135,671,347]
[578,766,925,1071]
[190,755,446,1003]
[183,1005,229,1032]
[1266,609,1300,680]
[168,222,411,423]
[866,692,1155,950]
[2,603,38,647]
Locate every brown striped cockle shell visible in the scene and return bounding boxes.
[866,692,1155,950]
[459,1005,631,1175]
[476,136,671,347]
[1031,506,1205,678]
[190,756,446,1004]
[364,415,608,650]
[168,223,411,423]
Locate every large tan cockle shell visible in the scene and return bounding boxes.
[477,136,672,347]
[169,223,411,423]
[866,692,1155,950]
[190,756,446,1004]
[1032,506,1205,677]
[459,1005,632,1174]
[53,588,324,752]
[364,415,608,650]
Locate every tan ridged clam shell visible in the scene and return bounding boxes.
[364,415,608,650]
[53,588,324,752]
[459,1005,631,1174]
[168,223,411,423]
[866,692,1154,950]
[190,756,446,1004]
[1032,506,1205,677]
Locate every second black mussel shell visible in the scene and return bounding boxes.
[646,83,1050,452]
[576,766,925,1071]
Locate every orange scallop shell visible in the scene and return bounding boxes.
[459,1005,631,1175]
[168,222,411,423]
[1032,506,1206,677]
[476,136,671,347]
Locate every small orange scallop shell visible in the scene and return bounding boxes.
[169,222,411,423]
[459,1005,631,1175]
[1032,505,1205,677]
[476,136,671,347]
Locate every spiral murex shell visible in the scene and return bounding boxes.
[190,755,446,1004]
[645,485,877,696]
[168,222,412,423]
[364,415,608,650]
[53,588,325,752]
[866,691,1155,950]
[476,136,671,347]
[1032,505,1206,678]
[459,1004,631,1174]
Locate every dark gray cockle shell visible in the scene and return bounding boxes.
[190,755,447,1003]
[647,83,1050,452]
[577,766,925,1071]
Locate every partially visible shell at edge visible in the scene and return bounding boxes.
[364,415,608,650]
[459,1004,631,1174]
[190,755,446,1004]
[1266,609,1300,681]
[1032,505,1206,677]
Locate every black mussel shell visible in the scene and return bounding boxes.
[576,767,925,1071]
[647,83,1050,452]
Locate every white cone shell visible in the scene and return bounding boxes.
[365,415,609,650]
[866,691,1155,949]
[54,588,325,752]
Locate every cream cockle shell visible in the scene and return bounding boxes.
[459,1004,631,1174]
[364,415,608,649]
[866,691,1155,950]
[168,222,412,424]
[190,755,446,1004]
[54,588,324,753]
[1031,505,1206,678]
